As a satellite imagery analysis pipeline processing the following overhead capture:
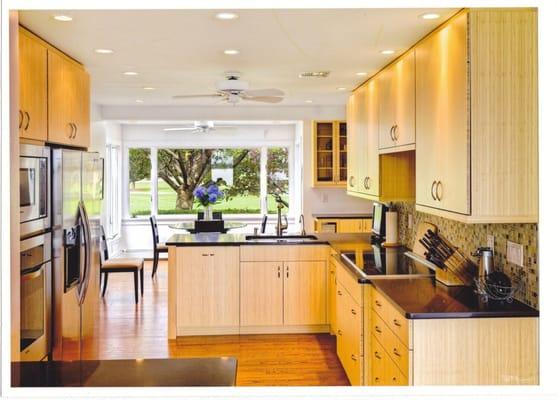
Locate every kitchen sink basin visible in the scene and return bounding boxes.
[245,234,319,244]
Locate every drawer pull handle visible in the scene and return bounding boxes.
[351,309,357,315]
[374,326,382,334]
[393,348,401,357]
[392,377,397,382]
[374,351,381,359]
[202,253,215,257]
[351,354,357,361]
[393,319,402,327]
[374,377,380,383]
[374,300,382,307]
[337,329,342,336]
[337,290,342,296]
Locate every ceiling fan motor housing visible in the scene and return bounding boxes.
[216,74,249,93]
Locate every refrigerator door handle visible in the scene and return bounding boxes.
[77,201,92,305]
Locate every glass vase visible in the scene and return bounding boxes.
[204,205,213,220]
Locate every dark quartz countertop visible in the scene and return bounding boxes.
[166,232,372,247]
[371,277,539,319]
[11,357,237,387]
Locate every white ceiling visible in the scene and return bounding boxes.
[19,8,458,107]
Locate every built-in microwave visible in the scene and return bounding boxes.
[20,144,50,238]
[20,232,51,361]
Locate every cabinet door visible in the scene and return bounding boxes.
[364,79,380,196]
[240,262,283,326]
[346,94,358,192]
[283,261,327,325]
[328,258,337,333]
[176,247,240,329]
[355,85,368,193]
[19,30,47,141]
[337,122,348,183]
[72,66,91,148]
[48,51,76,145]
[314,121,335,185]
[378,51,416,150]
[415,13,469,214]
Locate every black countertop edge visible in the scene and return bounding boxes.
[165,232,367,246]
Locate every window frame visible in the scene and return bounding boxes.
[123,143,296,220]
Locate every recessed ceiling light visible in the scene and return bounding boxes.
[223,49,240,55]
[356,72,368,76]
[53,15,72,22]
[135,99,144,103]
[337,87,347,91]
[143,87,155,90]
[216,12,238,20]
[305,100,313,103]
[420,13,441,20]
[123,71,138,76]
[95,48,114,54]
[380,49,395,55]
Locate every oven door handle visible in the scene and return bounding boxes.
[21,263,46,282]
[77,201,92,305]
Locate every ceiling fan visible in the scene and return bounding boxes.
[172,72,284,104]
[163,121,237,133]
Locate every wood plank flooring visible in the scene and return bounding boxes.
[82,260,350,386]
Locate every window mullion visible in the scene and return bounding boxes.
[151,147,158,216]
[260,147,268,215]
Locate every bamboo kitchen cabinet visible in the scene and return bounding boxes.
[377,49,416,153]
[415,9,538,223]
[312,120,347,187]
[18,27,48,142]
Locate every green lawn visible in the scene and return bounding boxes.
[129,179,288,216]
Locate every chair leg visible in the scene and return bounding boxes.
[134,270,139,304]
[152,251,159,278]
[140,266,144,296]
[102,272,109,297]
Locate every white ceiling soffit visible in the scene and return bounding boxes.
[19,8,458,107]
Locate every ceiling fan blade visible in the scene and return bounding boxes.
[242,88,284,97]
[172,94,223,99]
[163,127,198,132]
[242,96,284,104]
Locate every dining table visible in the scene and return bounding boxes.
[169,221,248,233]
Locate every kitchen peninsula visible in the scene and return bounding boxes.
[166,232,539,386]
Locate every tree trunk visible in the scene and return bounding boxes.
[175,187,194,210]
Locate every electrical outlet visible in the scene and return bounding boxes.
[408,214,413,229]
[487,235,495,251]
[506,241,524,267]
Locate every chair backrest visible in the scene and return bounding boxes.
[194,220,226,233]
[149,215,159,246]
[99,225,109,263]
[197,211,223,220]
[261,214,268,234]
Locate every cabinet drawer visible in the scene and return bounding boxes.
[370,335,408,386]
[336,261,362,306]
[371,309,409,376]
[370,286,409,346]
[336,283,363,385]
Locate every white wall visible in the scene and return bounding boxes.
[99,104,372,251]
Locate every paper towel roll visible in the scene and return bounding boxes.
[384,211,399,245]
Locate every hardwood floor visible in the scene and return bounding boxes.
[82,260,350,386]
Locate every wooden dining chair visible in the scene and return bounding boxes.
[99,226,144,304]
[149,215,168,277]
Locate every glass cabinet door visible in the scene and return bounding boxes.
[338,122,347,182]
[313,121,346,187]
[316,122,334,182]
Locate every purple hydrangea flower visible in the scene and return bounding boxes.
[193,186,206,199]
[208,193,218,203]
[207,184,220,195]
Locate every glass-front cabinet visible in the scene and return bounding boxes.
[312,120,347,187]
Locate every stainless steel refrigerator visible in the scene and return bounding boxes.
[51,148,103,360]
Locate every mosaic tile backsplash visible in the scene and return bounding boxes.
[393,202,538,309]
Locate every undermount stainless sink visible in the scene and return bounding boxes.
[245,234,319,243]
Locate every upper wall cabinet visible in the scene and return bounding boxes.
[312,121,347,187]
[18,28,48,142]
[48,50,91,148]
[415,9,538,223]
[378,50,416,154]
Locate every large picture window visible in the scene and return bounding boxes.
[126,145,293,218]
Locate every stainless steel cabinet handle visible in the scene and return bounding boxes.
[349,176,355,187]
[393,348,401,357]
[351,308,357,315]
[393,318,402,327]
[337,329,342,336]
[337,290,342,296]
[286,265,289,278]
[431,181,437,201]
[374,326,382,334]
[374,377,380,383]
[393,124,399,140]
[351,354,357,361]
[389,125,395,141]
[277,265,281,278]
[201,253,215,257]
[67,123,74,138]
[374,300,382,307]
[24,111,30,131]
[72,123,78,138]
[374,351,381,359]
[19,110,23,129]
[436,181,443,201]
